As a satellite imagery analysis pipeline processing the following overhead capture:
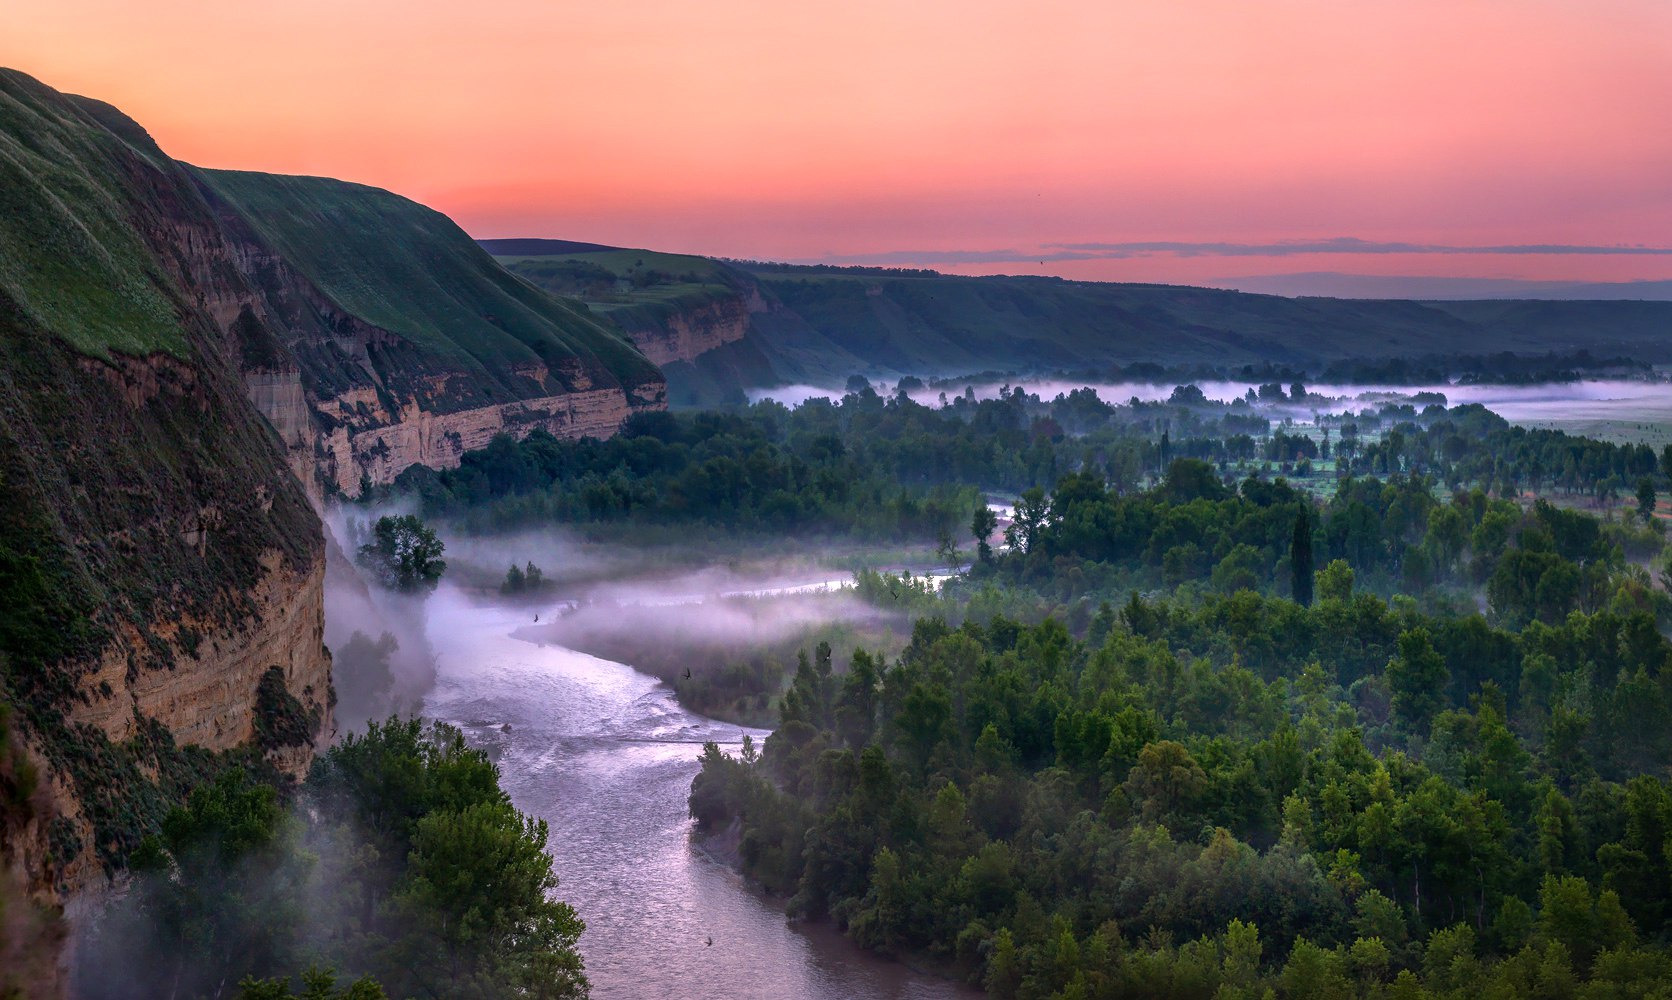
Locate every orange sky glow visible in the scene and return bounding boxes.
[7,0,1671,289]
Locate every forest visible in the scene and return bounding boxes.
[636,387,1672,999]
[692,579,1672,997]
[349,378,1672,998]
[388,386,1672,546]
[77,719,585,1000]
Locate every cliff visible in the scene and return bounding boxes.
[483,240,866,406]
[0,68,334,906]
[0,66,666,935]
[195,170,667,498]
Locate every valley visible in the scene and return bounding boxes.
[5,29,1672,1000]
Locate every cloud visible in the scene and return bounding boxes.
[796,238,1672,268]
[1051,238,1672,258]
[794,248,1102,265]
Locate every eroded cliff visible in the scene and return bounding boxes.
[194,167,667,499]
[0,68,670,930]
[0,70,339,914]
[610,289,757,366]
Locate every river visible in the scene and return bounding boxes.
[419,582,974,1000]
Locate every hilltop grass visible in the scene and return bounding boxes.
[496,248,739,314]
[196,169,661,392]
[0,71,186,359]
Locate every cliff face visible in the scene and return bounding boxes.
[614,289,756,367]
[0,67,666,924]
[0,70,340,908]
[194,168,667,499]
[486,242,872,407]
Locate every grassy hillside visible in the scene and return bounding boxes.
[484,239,870,402]
[485,237,1672,395]
[489,243,745,325]
[197,171,662,396]
[1,69,330,889]
[746,264,1672,376]
[0,71,185,358]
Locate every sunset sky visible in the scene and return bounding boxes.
[7,0,1671,294]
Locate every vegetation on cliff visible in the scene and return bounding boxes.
[0,71,186,359]
[0,69,330,896]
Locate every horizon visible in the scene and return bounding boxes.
[7,1,1671,297]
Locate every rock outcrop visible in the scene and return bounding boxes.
[0,65,664,934]
[194,166,667,500]
[616,289,757,367]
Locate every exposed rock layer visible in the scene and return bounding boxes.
[619,291,756,367]
[0,66,663,939]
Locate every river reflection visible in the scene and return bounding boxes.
[421,583,974,1000]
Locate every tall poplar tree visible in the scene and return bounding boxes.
[1291,507,1314,606]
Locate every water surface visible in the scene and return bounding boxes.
[421,584,972,1000]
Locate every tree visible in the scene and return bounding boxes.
[391,802,587,998]
[1637,477,1658,524]
[971,505,998,564]
[1123,740,1206,825]
[238,969,386,1000]
[358,515,446,593]
[1005,487,1048,554]
[1386,628,1448,734]
[1316,559,1355,603]
[1292,507,1315,606]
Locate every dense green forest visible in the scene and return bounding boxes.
[692,582,1672,998]
[391,386,1672,544]
[80,720,585,1000]
[651,388,1672,999]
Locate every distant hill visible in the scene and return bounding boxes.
[487,241,1672,403]
[487,239,869,405]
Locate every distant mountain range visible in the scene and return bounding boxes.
[484,240,1672,405]
[1214,273,1672,301]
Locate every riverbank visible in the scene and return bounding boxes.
[417,583,975,999]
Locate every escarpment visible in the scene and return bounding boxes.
[608,288,756,366]
[0,65,665,921]
[193,167,667,499]
[0,68,334,902]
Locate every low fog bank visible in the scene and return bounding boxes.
[322,508,438,732]
[751,377,1672,424]
[324,500,946,727]
[444,530,931,726]
[520,587,908,727]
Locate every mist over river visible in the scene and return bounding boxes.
[417,582,973,1000]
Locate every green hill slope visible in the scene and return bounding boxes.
[745,264,1672,376]
[198,171,661,402]
[482,239,868,404]
[0,75,186,358]
[485,236,1672,398]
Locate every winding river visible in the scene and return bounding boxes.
[419,582,973,1000]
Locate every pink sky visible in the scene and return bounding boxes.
[7,0,1671,289]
